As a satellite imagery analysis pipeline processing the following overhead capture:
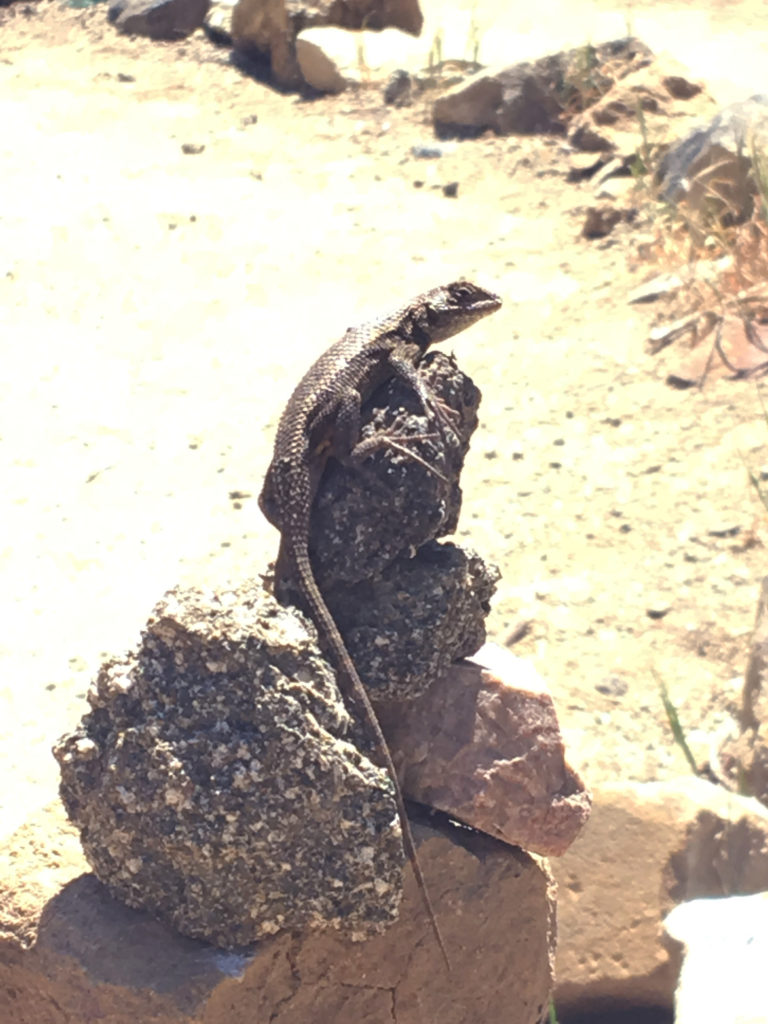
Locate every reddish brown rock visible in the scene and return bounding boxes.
[0,801,555,1024]
[379,643,591,857]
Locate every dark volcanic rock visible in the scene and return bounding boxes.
[310,350,482,588]
[328,541,499,703]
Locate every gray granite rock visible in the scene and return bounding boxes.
[53,582,403,949]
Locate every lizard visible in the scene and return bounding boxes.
[258,280,502,970]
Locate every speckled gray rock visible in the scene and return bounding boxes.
[328,541,499,702]
[311,350,481,589]
[303,350,498,702]
[53,582,403,949]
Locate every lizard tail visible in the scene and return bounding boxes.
[291,541,452,973]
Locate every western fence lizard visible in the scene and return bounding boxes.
[259,280,502,968]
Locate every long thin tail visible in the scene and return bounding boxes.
[292,542,451,972]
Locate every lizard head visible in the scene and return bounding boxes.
[414,280,502,346]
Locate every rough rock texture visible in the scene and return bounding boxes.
[718,575,768,802]
[296,26,424,94]
[53,583,404,948]
[108,0,210,39]
[310,351,481,589]
[378,643,591,856]
[664,892,768,1024]
[432,37,652,138]
[552,776,768,1018]
[231,0,423,89]
[656,94,768,232]
[0,801,556,1024]
[567,58,715,156]
[328,542,497,702]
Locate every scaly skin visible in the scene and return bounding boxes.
[259,281,502,969]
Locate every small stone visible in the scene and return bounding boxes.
[582,204,624,239]
[181,142,205,154]
[384,68,412,106]
[595,676,628,697]
[411,144,444,159]
[628,272,683,304]
[646,605,671,620]
[108,0,210,40]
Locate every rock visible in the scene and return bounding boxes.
[593,175,636,201]
[432,37,652,139]
[411,143,445,158]
[306,351,482,588]
[327,542,499,702]
[664,892,768,1024]
[378,643,591,856]
[203,0,236,43]
[566,151,608,181]
[656,95,768,234]
[591,155,630,185]
[0,801,556,1024]
[296,26,347,92]
[231,0,423,90]
[552,776,768,1018]
[581,204,626,238]
[296,26,425,93]
[108,0,210,39]
[53,583,404,948]
[568,58,714,157]
[627,271,684,304]
[384,67,412,106]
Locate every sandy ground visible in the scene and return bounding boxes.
[3,0,768,840]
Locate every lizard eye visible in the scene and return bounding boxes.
[453,283,475,301]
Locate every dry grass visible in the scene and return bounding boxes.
[632,128,768,385]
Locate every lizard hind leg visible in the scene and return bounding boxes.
[272,536,305,607]
[350,432,449,482]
